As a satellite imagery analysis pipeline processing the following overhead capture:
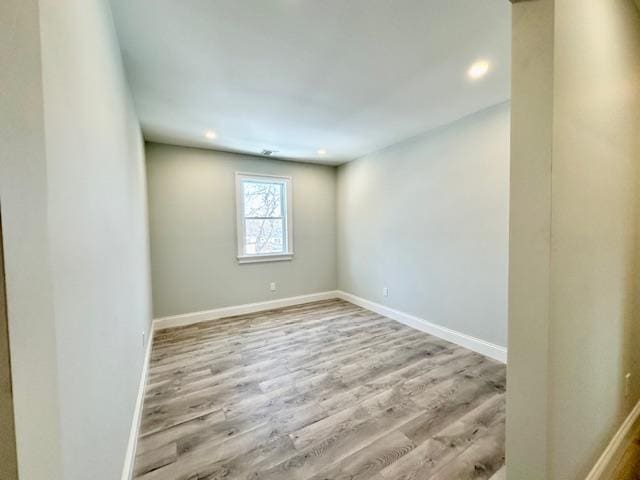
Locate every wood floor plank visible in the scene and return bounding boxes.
[133,299,506,480]
[378,393,505,480]
[307,431,417,480]
[133,443,177,478]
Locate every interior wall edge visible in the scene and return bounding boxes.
[506,0,555,476]
[0,0,65,478]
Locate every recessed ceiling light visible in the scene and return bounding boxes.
[317,149,327,156]
[205,130,217,140]
[468,60,490,79]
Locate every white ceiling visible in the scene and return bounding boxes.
[109,0,511,165]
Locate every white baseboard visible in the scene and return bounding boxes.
[120,327,154,480]
[153,291,340,330]
[488,466,506,480]
[153,290,507,363]
[336,291,507,363]
[586,398,640,480]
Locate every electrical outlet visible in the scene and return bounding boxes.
[383,287,389,297]
[270,282,277,292]
[626,372,632,397]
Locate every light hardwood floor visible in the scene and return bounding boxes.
[134,299,506,479]
[612,417,640,480]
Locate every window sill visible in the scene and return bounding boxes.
[237,253,294,264]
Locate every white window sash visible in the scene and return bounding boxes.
[235,172,294,264]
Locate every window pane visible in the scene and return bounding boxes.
[244,218,285,254]
[243,181,283,218]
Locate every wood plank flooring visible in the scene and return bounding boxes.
[134,299,506,480]
[612,416,640,480]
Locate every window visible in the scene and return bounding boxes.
[235,173,293,263]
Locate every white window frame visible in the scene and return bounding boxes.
[235,172,294,264]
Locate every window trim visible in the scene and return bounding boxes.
[235,172,294,264]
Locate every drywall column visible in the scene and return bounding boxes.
[0,1,64,479]
[507,0,554,480]
[506,1,554,478]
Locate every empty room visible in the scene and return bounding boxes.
[2,1,640,480]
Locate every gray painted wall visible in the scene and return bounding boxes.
[0,0,152,479]
[146,143,337,318]
[508,1,640,478]
[506,0,554,477]
[39,1,153,478]
[549,1,640,478]
[337,103,510,348]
